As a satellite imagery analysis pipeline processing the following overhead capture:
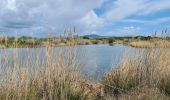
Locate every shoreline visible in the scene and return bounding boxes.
[1,41,170,49]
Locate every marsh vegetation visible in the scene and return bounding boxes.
[0,29,170,100]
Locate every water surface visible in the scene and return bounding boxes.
[0,44,134,79]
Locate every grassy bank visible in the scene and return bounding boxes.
[0,36,108,48]
[1,33,170,48]
[129,40,170,48]
[102,43,170,99]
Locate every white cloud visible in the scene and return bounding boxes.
[0,0,170,36]
[103,0,170,21]
[122,17,170,24]
[104,26,141,36]
[76,10,104,34]
[123,26,141,33]
[103,0,147,21]
[139,0,170,15]
[0,0,104,36]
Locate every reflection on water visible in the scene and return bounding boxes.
[0,44,134,80]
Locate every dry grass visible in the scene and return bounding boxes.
[0,44,6,48]
[0,36,102,100]
[129,41,152,48]
[1,32,170,100]
[129,40,170,48]
[0,27,105,100]
[103,87,169,100]
[102,40,170,99]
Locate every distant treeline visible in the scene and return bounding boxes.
[0,35,169,48]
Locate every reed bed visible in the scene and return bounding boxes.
[129,40,170,48]
[102,40,170,99]
[0,32,170,100]
[0,37,102,100]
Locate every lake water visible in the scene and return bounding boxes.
[78,44,134,79]
[0,44,135,79]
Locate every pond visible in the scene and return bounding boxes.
[0,44,136,80]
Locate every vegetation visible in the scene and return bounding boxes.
[0,29,170,99]
[102,40,170,99]
[0,35,102,100]
[129,40,170,48]
[0,35,168,48]
[1,35,170,100]
[0,29,170,48]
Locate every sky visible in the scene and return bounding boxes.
[0,0,170,37]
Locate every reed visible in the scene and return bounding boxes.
[0,29,170,100]
[129,40,170,48]
[0,29,100,100]
[102,40,170,99]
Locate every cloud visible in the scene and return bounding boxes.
[103,0,146,21]
[0,0,103,36]
[122,17,170,24]
[0,0,169,36]
[123,26,141,33]
[76,10,104,35]
[104,26,141,36]
[139,0,170,15]
[103,0,170,21]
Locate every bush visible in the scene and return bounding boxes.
[108,39,115,44]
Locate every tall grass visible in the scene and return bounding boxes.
[0,45,86,100]
[102,40,170,99]
[0,30,101,100]
[1,30,170,100]
[129,40,170,48]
